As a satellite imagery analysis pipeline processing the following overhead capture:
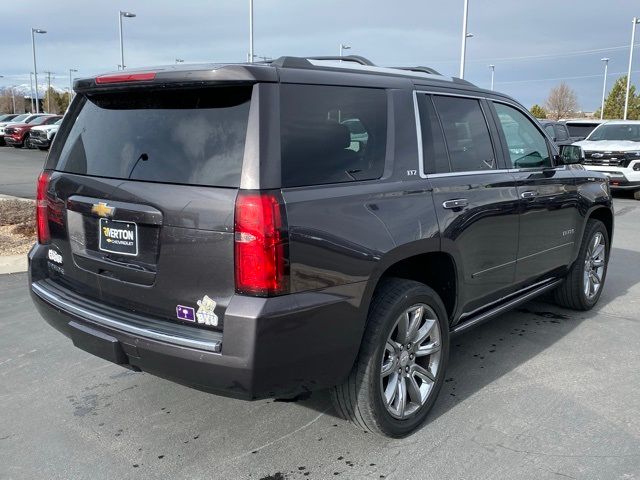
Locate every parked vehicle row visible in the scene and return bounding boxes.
[574,120,640,199]
[0,113,62,149]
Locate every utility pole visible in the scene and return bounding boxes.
[44,71,53,113]
[11,88,16,114]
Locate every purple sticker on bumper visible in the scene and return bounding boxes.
[176,305,195,322]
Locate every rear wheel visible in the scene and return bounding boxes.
[554,219,609,310]
[331,278,449,437]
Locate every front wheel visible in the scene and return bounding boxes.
[554,219,610,310]
[331,278,449,437]
[21,134,31,149]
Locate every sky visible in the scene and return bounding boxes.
[1,0,640,111]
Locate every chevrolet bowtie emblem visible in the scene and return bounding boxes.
[91,202,115,218]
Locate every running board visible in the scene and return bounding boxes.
[451,278,563,336]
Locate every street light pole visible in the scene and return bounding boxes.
[600,58,609,120]
[624,17,639,120]
[29,72,35,112]
[119,11,136,70]
[31,28,46,114]
[489,64,495,90]
[459,0,470,79]
[44,71,53,113]
[69,68,78,107]
[339,44,351,57]
[249,0,254,63]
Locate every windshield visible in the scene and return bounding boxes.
[8,114,29,123]
[587,124,640,142]
[30,116,53,126]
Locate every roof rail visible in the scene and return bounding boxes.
[306,55,376,66]
[393,66,441,76]
[270,55,376,68]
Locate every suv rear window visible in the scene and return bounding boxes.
[280,84,387,187]
[50,87,252,187]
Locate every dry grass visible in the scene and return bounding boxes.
[0,199,36,255]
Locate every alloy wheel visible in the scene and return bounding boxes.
[583,231,606,300]
[380,304,442,420]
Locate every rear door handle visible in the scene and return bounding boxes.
[520,191,538,199]
[442,198,469,209]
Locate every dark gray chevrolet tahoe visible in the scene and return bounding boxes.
[29,56,613,437]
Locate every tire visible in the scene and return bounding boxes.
[331,278,449,437]
[634,190,640,201]
[38,147,48,151]
[20,134,31,149]
[554,219,610,310]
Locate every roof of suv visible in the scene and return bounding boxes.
[75,55,512,101]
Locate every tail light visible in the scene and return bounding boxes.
[234,191,289,296]
[36,171,51,244]
[95,72,156,84]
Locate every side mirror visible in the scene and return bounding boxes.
[559,145,585,165]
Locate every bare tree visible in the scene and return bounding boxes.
[545,82,579,120]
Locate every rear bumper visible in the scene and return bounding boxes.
[29,245,366,400]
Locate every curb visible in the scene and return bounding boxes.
[0,254,28,274]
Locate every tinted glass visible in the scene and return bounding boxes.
[52,87,251,187]
[280,84,387,187]
[30,116,53,126]
[587,123,640,141]
[9,114,29,123]
[494,103,551,169]
[544,124,556,138]
[554,125,570,141]
[566,123,599,138]
[433,96,495,172]
[417,94,450,174]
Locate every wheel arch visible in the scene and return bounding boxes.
[360,243,459,328]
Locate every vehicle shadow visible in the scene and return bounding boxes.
[297,245,640,425]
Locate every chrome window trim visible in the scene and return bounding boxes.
[413,90,502,179]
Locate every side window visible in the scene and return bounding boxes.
[280,84,387,187]
[544,124,556,139]
[554,124,570,141]
[432,96,496,172]
[417,94,450,174]
[494,103,552,169]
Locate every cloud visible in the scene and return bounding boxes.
[0,0,638,109]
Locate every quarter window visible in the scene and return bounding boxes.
[417,94,450,174]
[280,84,387,187]
[432,96,496,172]
[494,103,552,169]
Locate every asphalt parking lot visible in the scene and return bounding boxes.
[0,146,46,199]
[1,148,640,479]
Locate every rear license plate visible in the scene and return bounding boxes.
[98,218,138,256]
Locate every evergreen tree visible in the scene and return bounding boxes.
[602,76,640,120]
[530,104,547,118]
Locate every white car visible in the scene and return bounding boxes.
[574,120,640,199]
[29,118,62,150]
